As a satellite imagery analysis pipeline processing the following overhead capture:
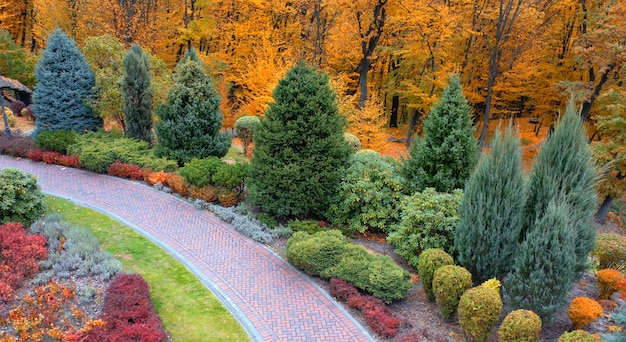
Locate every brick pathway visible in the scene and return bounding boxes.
[1,156,373,342]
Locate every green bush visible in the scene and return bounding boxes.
[458,285,502,342]
[388,188,462,267]
[327,150,403,233]
[344,132,361,152]
[256,213,277,229]
[68,130,177,173]
[557,330,597,342]
[417,248,454,301]
[180,157,223,187]
[288,219,323,234]
[432,265,472,319]
[497,309,542,342]
[235,116,260,155]
[212,162,249,194]
[593,233,626,271]
[321,245,412,303]
[0,168,46,225]
[286,230,350,276]
[36,129,79,154]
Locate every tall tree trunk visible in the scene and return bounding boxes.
[355,0,387,110]
[595,195,613,224]
[389,95,399,128]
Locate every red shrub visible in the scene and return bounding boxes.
[57,154,81,168]
[0,223,48,300]
[9,100,26,117]
[218,191,239,207]
[191,185,219,203]
[83,274,166,342]
[0,134,36,158]
[28,148,44,162]
[107,161,144,180]
[330,278,360,302]
[146,171,170,186]
[363,305,400,338]
[42,151,62,164]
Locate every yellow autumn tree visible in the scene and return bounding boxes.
[349,95,387,152]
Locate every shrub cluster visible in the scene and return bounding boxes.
[327,150,403,233]
[557,330,598,342]
[67,130,177,173]
[417,248,454,301]
[330,279,400,338]
[593,233,626,272]
[0,132,36,158]
[30,215,123,283]
[0,222,47,300]
[180,157,223,187]
[288,219,324,235]
[42,150,63,164]
[84,274,166,341]
[497,309,542,342]
[388,188,462,268]
[107,160,145,180]
[146,171,170,186]
[286,230,411,303]
[568,297,603,330]
[35,129,78,154]
[432,265,472,318]
[0,167,47,225]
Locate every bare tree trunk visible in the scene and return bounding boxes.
[595,195,613,224]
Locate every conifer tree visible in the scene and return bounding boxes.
[522,103,598,277]
[247,61,353,218]
[154,60,231,165]
[504,201,577,322]
[401,75,478,193]
[455,126,525,284]
[33,29,102,136]
[178,46,201,65]
[123,44,153,143]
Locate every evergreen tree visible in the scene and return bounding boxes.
[33,29,102,136]
[401,75,478,193]
[247,61,353,218]
[455,126,525,284]
[522,103,598,277]
[504,201,577,322]
[178,46,201,66]
[123,44,153,143]
[154,60,231,165]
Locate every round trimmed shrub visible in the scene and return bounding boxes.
[417,248,454,301]
[432,265,472,318]
[557,330,597,342]
[593,234,626,272]
[497,309,542,342]
[568,297,603,330]
[458,285,502,342]
[597,269,624,299]
[481,278,501,295]
[0,168,46,225]
[344,132,361,152]
[285,230,349,276]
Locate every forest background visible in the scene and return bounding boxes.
[1,0,625,216]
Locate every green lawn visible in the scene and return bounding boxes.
[46,196,250,342]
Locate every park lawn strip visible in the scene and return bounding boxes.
[45,196,250,342]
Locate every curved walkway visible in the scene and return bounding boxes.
[1,156,373,342]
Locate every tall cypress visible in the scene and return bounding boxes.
[33,29,102,136]
[455,126,525,284]
[522,102,598,277]
[123,44,153,143]
[154,60,231,165]
[401,75,478,193]
[247,61,353,218]
[504,200,577,322]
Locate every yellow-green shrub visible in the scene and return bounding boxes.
[593,233,626,272]
[597,269,624,299]
[557,330,598,342]
[497,309,541,342]
[458,285,502,342]
[432,265,472,318]
[481,278,501,295]
[568,297,603,330]
[417,248,454,301]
